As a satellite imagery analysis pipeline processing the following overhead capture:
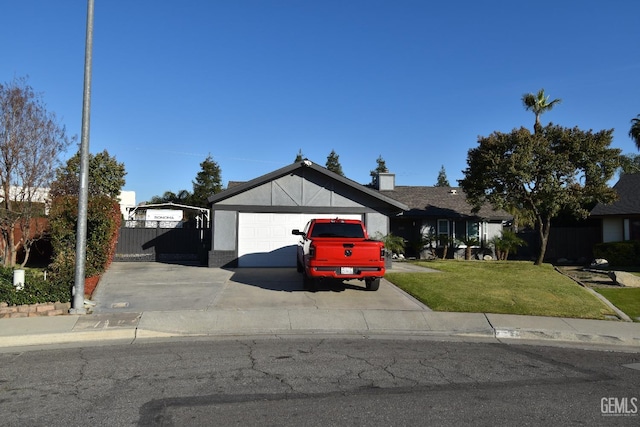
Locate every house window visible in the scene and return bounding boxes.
[467,222,479,241]
[437,219,449,246]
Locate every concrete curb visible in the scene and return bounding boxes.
[1,310,638,350]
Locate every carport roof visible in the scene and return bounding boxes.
[208,160,409,211]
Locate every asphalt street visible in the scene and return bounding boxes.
[1,338,639,426]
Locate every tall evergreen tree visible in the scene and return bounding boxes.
[369,155,388,185]
[294,149,304,162]
[435,165,450,187]
[191,154,222,207]
[325,149,344,176]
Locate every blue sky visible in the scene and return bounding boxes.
[2,1,639,204]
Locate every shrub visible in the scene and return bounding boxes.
[489,230,526,260]
[593,241,640,267]
[372,232,406,256]
[0,266,71,306]
[48,195,121,288]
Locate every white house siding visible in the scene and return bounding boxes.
[484,222,503,243]
[602,217,624,242]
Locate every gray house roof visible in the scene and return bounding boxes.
[590,173,640,216]
[210,162,511,221]
[379,186,512,221]
[208,161,409,211]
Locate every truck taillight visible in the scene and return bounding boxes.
[380,246,385,260]
[309,244,316,259]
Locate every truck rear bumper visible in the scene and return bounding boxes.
[306,266,385,280]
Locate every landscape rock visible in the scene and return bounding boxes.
[608,271,640,288]
[591,258,609,268]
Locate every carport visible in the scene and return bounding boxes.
[207,160,407,268]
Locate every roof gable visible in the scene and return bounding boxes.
[208,161,408,211]
[590,173,640,216]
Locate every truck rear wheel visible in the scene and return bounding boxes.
[365,278,380,291]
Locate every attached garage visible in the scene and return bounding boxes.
[208,161,407,268]
[237,213,362,267]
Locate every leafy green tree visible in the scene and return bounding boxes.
[149,189,191,205]
[50,149,126,199]
[435,165,450,187]
[191,154,222,207]
[618,153,640,176]
[522,89,562,133]
[294,149,304,162]
[460,124,620,265]
[325,149,344,176]
[369,155,388,186]
[49,148,125,287]
[629,114,640,150]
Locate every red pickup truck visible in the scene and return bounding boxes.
[291,218,386,291]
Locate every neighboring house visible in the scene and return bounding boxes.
[590,173,640,242]
[374,173,511,258]
[207,161,408,267]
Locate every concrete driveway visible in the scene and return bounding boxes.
[91,262,431,314]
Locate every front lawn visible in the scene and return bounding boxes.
[594,288,640,321]
[385,260,616,319]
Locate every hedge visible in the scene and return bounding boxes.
[593,241,640,267]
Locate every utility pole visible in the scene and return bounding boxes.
[70,0,94,314]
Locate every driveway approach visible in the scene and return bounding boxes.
[91,262,431,314]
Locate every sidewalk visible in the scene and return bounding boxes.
[1,308,639,350]
[1,262,639,351]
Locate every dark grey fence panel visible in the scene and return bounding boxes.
[115,226,211,265]
[516,226,602,264]
[547,226,601,263]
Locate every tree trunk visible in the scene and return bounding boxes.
[20,241,31,268]
[535,217,551,265]
[7,224,17,267]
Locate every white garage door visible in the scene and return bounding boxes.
[238,213,362,267]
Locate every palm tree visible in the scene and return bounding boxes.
[629,114,640,150]
[522,89,562,132]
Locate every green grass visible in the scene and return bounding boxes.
[594,288,640,321]
[385,260,616,319]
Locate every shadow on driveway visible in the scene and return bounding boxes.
[224,268,371,292]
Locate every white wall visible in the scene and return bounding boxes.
[602,217,623,242]
[118,191,136,218]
